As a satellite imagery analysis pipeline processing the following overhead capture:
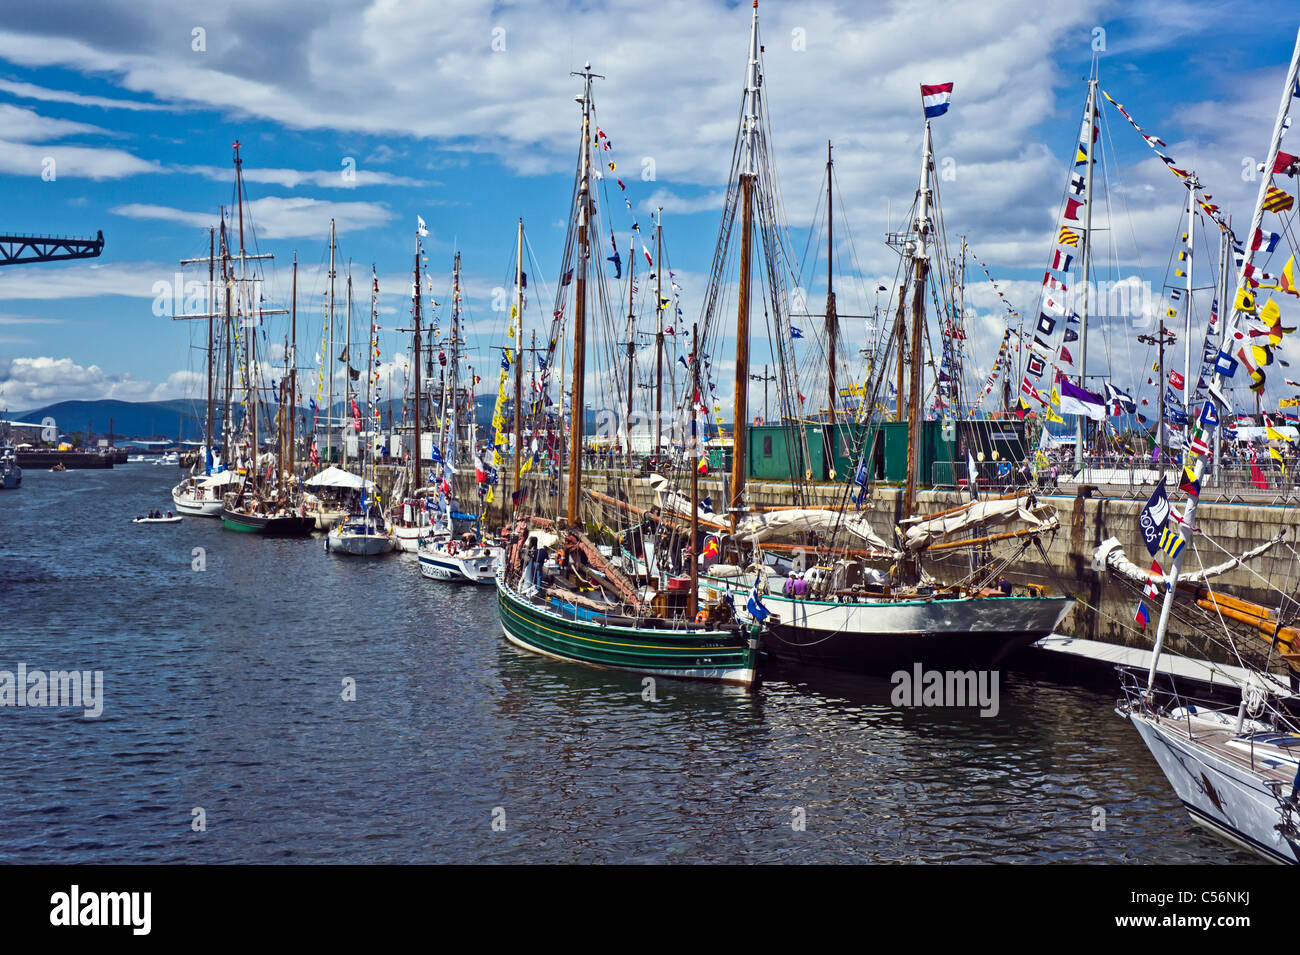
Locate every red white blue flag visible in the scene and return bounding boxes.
[921,83,953,118]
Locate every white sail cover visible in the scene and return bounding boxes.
[304,466,373,490]
[647,474,893,551]
[1092,534,1284,585]
[900,496,1056,552]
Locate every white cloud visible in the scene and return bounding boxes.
[0,78,175,112]
[175,162,433,190]
[0,355,201,406]
[112,196,395,238]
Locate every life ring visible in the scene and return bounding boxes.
[695,609,709,624]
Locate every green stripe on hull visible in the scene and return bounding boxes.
[221,517,263,532]
[497,581,754,685]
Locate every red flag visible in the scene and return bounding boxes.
[1168,370,1185,390]
[1251,463,1269,490]
[1274,151,1298,174]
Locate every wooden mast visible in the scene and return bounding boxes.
[903,119,933,518]
[513,217,524,514]
[625,232,635,467]
[729,0,761,534]
[567,63,601,528]
[688,321,701,620]
[288,252,297,494]
[825,139,838,475]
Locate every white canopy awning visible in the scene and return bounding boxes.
[304,466,374,490]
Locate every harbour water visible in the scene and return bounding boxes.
[0,465,1257,863]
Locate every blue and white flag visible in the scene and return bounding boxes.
[746,585,771,622]
[1140,477,1170,557]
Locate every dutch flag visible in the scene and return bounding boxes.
[921,82,954,118]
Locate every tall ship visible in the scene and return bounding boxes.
[494,51,758,687]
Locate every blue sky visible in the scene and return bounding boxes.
[0,0,1296,421]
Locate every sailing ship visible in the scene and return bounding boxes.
[418,230,520,584]
[327,267,395,556]
[494,57,757,687]
[572,1,1069,674]
[1115,26,1300,864]
[219,147,313,537]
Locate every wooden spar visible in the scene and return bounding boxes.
[567,66,598,528]
[730,173,754,532]
[689,321,700,619]
[513,218,524,515]
[899,491,1026,524]
[904,254,928,516]
[904,119,933,519]
[1196,600,1298,650]
[825,140,837,472]
[918,524,1051,554]
[892,284,907,423]
[565,529,641,608]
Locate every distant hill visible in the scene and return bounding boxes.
[13,399,208,441]
[12,394,516,441]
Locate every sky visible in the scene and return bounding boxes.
[0,0,1297,425]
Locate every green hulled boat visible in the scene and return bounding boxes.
[497,572,756,687]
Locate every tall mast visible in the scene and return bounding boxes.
[1145,27,1300,692]
[289,253,297,489]
[825,139,838,467]
[205,227,215,467]
[688,321,701,620]
[729,0,761,533]
[654,210,664,456]
[1213,217,1231,487]
[625,232,635,467]
[1183,178,1196,420]
[327,218,336,464]
[903,119,933,518]
[234,141,256,488]
[413,226,424,490]
[1074,78,1098,472]
[221,214,232,464]
[567,62,601,528]
[513,217,524,515]
[344,269,353,470]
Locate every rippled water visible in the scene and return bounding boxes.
[0,465,1258,863]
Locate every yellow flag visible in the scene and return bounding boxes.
[1051,386,1061,407]
[1235,287,1256,314]
[1046,409,1065,424]
[520,455,533,474]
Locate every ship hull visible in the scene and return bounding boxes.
[1128,710,1300,864]
[497,577,756,687]
[220,507,315,537]
[710,580,1074,673]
